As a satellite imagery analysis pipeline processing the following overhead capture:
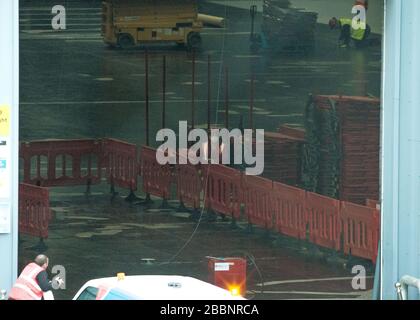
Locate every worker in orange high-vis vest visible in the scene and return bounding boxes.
[8,255,63,300]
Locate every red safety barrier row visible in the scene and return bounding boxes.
[19,183,50,239]
[273,182,306,240]
[103,138,138,191]
[244,175,273,228]
[19,139,380,263]
[341,201,380,263]
[241,172,379,262]
[176,156,203,210]
[306,192,341,251]
[140,146,172,199]
[20,139,103,187]
[205,164,242,219]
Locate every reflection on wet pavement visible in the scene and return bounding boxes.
[19,0,381,300]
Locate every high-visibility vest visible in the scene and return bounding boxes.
[8,263,45,300]
[339,18,366,41]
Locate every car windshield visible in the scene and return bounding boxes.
[76,286,99,300]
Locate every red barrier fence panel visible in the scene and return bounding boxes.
[20,139,103,187]
[19,183,50,239]
[204,164,242,219]
[176,159,203,210]
[341,201,380,263]
[366,199,381,211]
[244,175,273,228]
[272,182,306,239]
[141,146,172,199]
[306,192,341,250]
[103,138,138,191]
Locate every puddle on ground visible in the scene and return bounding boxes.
[266,80,286,85]
[267,113,303,118]
[254,111,272,115]
[171,212,192,219]
[121,222,185,229]
[64,216,109,221]
[217,110,240,115]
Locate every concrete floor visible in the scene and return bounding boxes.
[19,183,374,300]
[18,0,381,300]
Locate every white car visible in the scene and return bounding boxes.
[72,274,246,300]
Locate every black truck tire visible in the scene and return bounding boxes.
[187,32,202,51]
[118,33,135,49]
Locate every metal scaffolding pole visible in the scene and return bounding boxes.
[0,0,19,295]
[381,0,420,300]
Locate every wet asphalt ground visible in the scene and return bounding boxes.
[18,0,381,299]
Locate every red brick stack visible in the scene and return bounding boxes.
[313,95,380,204]
[260,132,304,186]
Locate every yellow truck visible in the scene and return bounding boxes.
[102,0,203,50]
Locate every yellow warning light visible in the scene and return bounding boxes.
[229,286,240,297]
[117,273,125,281]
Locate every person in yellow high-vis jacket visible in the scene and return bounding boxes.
[329,17,371,48]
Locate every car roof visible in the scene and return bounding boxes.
[74,275,246,300]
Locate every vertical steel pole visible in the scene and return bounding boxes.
[381,0,420,300]
[191,50,196,130]
[162,55,166,129]
[250,74,254,130]
[145,49,149,146]
[207,55,211,133]
[224,66,229,129]
[0,0,19,294]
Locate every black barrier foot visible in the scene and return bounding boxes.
[125,190,142,203]
[160,199,170,209]
[230,218,239,230]
[246,223,254,234]
[177,201,188,212]
[110,183,118,196]
[29,238,48,253]
[263,229,271,241]
[110,191,119,203]
[307,243,324,260]
[345,254,356,270]
[85,180,92,197]
[190,209,201,221]
[144,193,153,205]
[205,209,217,223]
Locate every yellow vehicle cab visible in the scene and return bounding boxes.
[102,0,203,50]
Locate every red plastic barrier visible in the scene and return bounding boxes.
[366,199,380,210]
[341,201,380,263]
[306,192,341,250]
[19,183,50,239]
[204,164,242,219]
[244,175,273,228]
[176,159,203,210]
[20,139,102,187]
[141,146,172,199]
[272,182,306,239]
[103,138,138,191]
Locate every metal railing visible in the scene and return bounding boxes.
[395,276,420,300]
